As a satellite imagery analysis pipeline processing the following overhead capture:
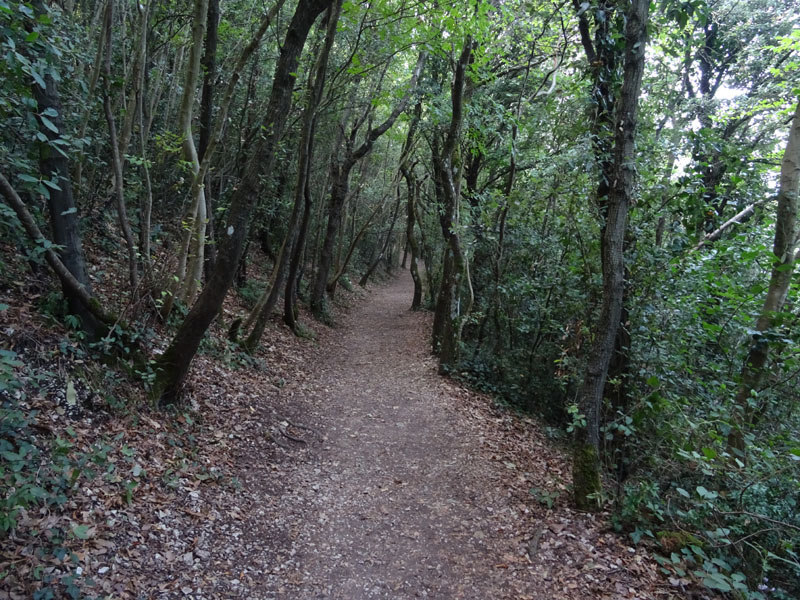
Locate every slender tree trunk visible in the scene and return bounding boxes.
[138,95,154,277]
[727,101,800,454]
[199,0,219,278]
[572,0,649,511]
[242,197,302,351]
[118,1,148,159]
[160,0,209,315]
[101,0,139,298]
[411,187,434,308]
[164,46,184,131]
[432,246,455,353]
[145,54,166,140]
[398,101,422,308]
[359,190,401,287]
[177,0,210,306]
[134,3,153,278]
[310,53,427,319]
[331,201,381,292]
[152,0,331,404]
[403,164,422,309]
[243,4,342,349]
[311,160,352,318]
[74,0,106,191]
[432,38,474,370]
[284,166,314,332]
[0,173,115,329]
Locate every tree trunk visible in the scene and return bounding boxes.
[309,53,427,319]
[332,200,381,292]
[284,171,314,332]
[243,4,342,349]
[0,173,114,331]
[152,0,331,404]
[160,0,210,315]
[311,160,352,319]
[432,38,474,370]
[572,0,649,511]
[101,0,139,298]
[138,98,154,277]
[727,101,800,454]
[32,71,103,339]
[118,1,148,160]
[432,245,455,355]
[403,166,422,310]
[359,189,401,287]
[199,0,220,278]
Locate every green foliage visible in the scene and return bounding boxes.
[0,351,112,597]
[238,279,265,309]
[529,485,561,509]
[0,0,798,594]
[428,0,800,594]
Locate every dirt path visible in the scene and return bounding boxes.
[259,272,662,599]
[0,269,669,598]
[281,272,522,598]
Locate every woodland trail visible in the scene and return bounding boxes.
[0,269,667,598]
[251,271,663,599]
[278,271,529,598]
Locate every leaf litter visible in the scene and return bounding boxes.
[0,269,702,599]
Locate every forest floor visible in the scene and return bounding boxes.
[1,269,694,599]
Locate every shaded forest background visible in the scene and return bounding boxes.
[1,0,799,596]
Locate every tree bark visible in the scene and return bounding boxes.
[152,0,332,404]
[161,0,210,315]
[572,0,649,511]
[332,200,381,291]
[101,0,139,298]
[403,163,422,309]
[31,69,103,338]
[432,38,474,370]
[244,1,342,351]
[284,165,314,333]
[199,0,220,278]
[0,173,115,329]
[359,190,401,287]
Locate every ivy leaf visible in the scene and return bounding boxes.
[702,573,732,592]
[71,524,91,539]
[701,447,717,460]
[28,68,46,89]
[39,115,58,133]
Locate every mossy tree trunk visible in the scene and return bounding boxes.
[431,38,474,371]
[571,0,649,510]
